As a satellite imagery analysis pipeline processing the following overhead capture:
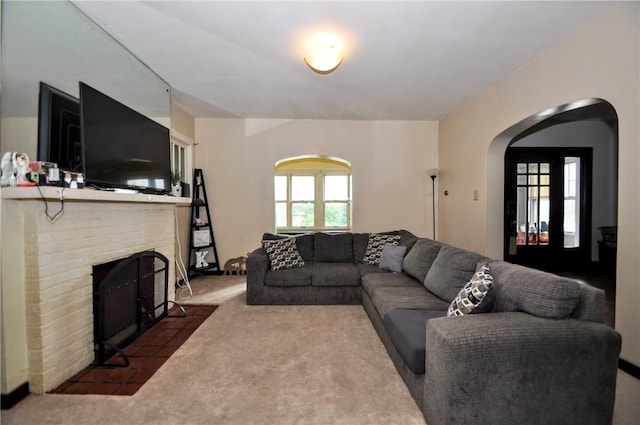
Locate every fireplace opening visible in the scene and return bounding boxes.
[92,250,170,365]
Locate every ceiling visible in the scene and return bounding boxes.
[71,1,614,121]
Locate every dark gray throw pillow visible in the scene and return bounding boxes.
[379,245,408,273]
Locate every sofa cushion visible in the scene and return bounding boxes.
[363,233,401,265]
[383,309,447,374]
[361,272,422,298]
[489,260,581,319]
[447,263,495,316]
[379,245,408,273]
[264,266,313,287]
[353,233,370,263]
[314,233,354,262]
[262,238,306,271]
[312,263,361,287]
[402,239,443,283]
[424,245,490,302]
[262,233,315,262]
[355,263,387,277]
[371,286,450,317]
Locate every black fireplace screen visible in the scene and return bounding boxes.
[92,250,169,365]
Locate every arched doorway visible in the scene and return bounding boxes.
[487,98,618,325]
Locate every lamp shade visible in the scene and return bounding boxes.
[304,32,344,74]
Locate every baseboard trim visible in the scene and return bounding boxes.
[619,358,640,380]
[1,382,29,410]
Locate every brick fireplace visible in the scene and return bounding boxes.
[1,188,183,393]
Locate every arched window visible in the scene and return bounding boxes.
[275,156,352,231]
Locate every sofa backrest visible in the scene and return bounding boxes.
[263,230,418,265]
[423,245,491,302]
[489,260,604,322]
[402,238,444,283]
[314,233,354,262]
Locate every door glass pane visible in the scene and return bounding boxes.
[292,202,314,227]
[528,163,539,173]
[275,202,287,227]
[528,187,539,244]
[517,175,527,185]
[540,163,550,173]
[516,186,527,245]
[324,175,349,200]
[564,157,580,248]
[325,202,348,227]
[528,175,538,185]
[274,176,287,201]
[291,176,315,201]
[539,186,550,245]
[517,163,527,173]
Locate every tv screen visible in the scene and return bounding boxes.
[37,82,82,172]
[79,82,171,193]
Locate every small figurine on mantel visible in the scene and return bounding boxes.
[223,255,247,275]
[1,151,35,187]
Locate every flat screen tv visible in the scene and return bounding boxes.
[37,82,83,172]
[79,82,171,194]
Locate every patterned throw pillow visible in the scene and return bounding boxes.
[262,238,305,271]
[363,234,401,265]
[447,263,494,316]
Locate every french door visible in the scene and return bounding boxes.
[504,148,592,270]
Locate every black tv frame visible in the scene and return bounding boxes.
[37,82,82,172]
[79,82,171,195]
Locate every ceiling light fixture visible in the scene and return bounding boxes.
[304,32,344,74]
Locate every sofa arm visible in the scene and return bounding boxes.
[423,312,621,425]
[246,247,270,304]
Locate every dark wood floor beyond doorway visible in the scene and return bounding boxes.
[556,265,615,328]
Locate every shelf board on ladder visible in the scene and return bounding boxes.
[188,168,221,278]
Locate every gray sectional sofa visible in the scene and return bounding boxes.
[246,230,621,425]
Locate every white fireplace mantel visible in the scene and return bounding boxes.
[1,186,191,204]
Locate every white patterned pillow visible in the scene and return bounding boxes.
[262,238,305,271]
[447,263,494,316]
[363,234,401,265]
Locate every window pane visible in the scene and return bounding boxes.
[325,202,348,227]
[292,203,314,227]
[564,157,580,248]
[539,189,550,246]
[517,163,527,173]
[540,163,550,173]
[528,175,538,185]
[325,175,349,200]
[528,163,539,173]
[291,176,315,201]
[517,175,527,185]
[275,202,287,228]
[540,175,550,185]
[275,176,287,201]
[516,187,527,245]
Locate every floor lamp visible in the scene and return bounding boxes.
[426,169,439,240]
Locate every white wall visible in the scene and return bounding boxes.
[439,3,639,367]
[195,119,438,264]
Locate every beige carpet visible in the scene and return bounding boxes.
[3,276,639,425]
[1,276,425,425]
